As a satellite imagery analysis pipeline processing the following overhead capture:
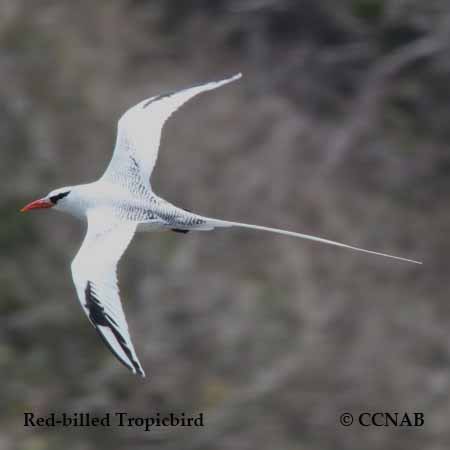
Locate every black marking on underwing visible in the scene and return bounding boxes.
[84,282,109,326]
[84,282,144,376]
[142,91,174,108]
[171,229,190,234]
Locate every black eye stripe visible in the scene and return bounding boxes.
[50,191,70,204]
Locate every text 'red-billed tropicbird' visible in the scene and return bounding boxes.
[21,73,421,377]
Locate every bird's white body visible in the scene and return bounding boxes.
[24,73,421,377]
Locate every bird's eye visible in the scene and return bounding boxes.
[50,191,70,204]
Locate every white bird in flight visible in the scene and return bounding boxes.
[21,73,421,377]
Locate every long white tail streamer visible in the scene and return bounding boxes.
[207,218,422,264]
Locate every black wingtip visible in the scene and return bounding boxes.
[84,281,146,377]
[143,91,173,109]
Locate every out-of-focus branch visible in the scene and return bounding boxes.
[185,353,300,450]
[320,25,450,174]
[129,345,302,449]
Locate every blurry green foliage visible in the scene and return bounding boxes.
[351,0,385,23]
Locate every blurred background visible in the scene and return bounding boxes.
[1,0,449,449]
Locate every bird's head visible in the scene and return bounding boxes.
[20,187,72,213]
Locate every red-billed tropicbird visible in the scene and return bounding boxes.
[21,73,421,377]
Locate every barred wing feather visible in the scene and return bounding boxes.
[102,73,242,190]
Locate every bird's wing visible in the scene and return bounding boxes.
[101,73,242,190]
[70,209,145,377]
